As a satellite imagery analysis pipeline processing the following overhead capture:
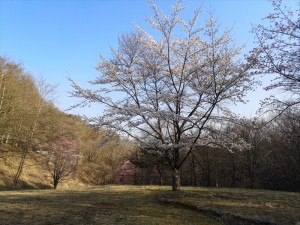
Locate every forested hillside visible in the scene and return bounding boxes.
[0,57,134,189]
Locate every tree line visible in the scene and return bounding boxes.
[129,111,300,191]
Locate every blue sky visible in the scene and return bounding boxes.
[0,0,298,117]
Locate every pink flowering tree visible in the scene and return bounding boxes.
[45,133,78,189]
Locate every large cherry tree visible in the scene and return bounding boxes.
[70,1,255,191]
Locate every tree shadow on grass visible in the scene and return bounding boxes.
[0,187,222,225]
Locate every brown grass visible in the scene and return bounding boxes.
[161,186,300,225]
[0,185,222,225]
[1,154,299,225]
[0,151,86,190]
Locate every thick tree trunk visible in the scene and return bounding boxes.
[53,173,59,189]
[53,179,58,189]
[172,168,180,191]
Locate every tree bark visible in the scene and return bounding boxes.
[172,168,180,191]
[53,177,58,189]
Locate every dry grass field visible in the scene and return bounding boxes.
[161,187,300,225]
[0,185,299,225]
[0,185,222,225]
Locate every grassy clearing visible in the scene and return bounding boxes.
[0,185,222,225]
[0,185,299,225]
[161,187,300,225]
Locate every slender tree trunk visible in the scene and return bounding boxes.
[13,147,28,188]
[215,169,219,188]
[0,70,4,91]
[0,86,5,111]
[160,174,163,186]
[172,168,180,191]
[0,69,6,113]
[156,165,163,185]
[231,155,237,187]
[250,170,255,189]
[206,163,211,186]
[13,97,43,188]
[191,154,197,186]
[5,134,9,144]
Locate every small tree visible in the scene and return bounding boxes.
[45,133,78,189]
[252,0,300,118]
[70,1,255,191]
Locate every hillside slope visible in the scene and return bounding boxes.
[0,151,84,190]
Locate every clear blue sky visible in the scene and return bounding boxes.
[0,0,298,117]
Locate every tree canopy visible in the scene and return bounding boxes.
[252,0,300,118]
[70,0,256,190]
